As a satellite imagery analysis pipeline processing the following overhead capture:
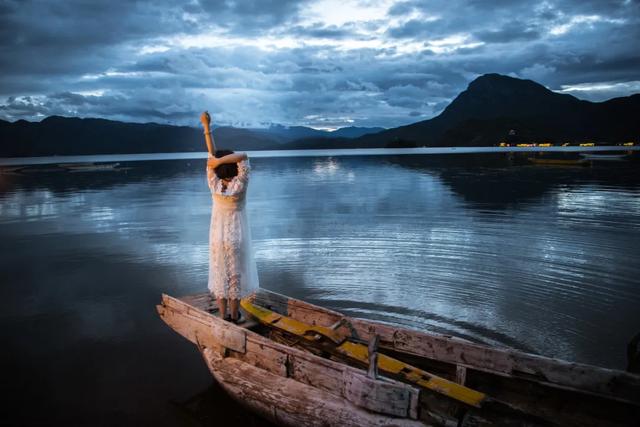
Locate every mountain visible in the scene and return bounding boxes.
[354,73,640,147]
[250,124,328,142]
[0,116,281,157]
[0,116,383,157]
[1,74,638,157]
[330,126,385,138]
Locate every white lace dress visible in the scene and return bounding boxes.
[207,159,259,300]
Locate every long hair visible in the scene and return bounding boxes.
[213,149,238,179]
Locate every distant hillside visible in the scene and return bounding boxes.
[330,126,385,138]
[0,116,275,157]
[1,73,639,157]
[245,124,383,142]
[252,74,640,150]
[355,74,640,147]
[0,116,383,157]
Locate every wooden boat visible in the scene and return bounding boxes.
[0,166,25,175]
[527,157,589,166]
[60,162,120,172]
[579,153,630,161]
[157,290,640,427]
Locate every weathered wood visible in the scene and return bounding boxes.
[242,298,487,408]
[255,289,640,405]
[158,290,640,427]
[159,295,246,354]
[179,292,216,312]
[250,290,290,315]
[159,293,421,419]
[465,368,640,427]
[368,334,380,379]
[201,347,425,427]
[238,339,288,377]
[286,350,420,419]
[344,369,416,418]
[163,294,215,324]
[355,320,640,405]
[456,365,467,385]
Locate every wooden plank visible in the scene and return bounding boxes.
[158,298,246,354]
[217,323,246,354]
[254,290,640,405]
[178,292,212,310]
[161,292,640,426]
[251,290,290,315]
[256,335,420,419]
[368,334,379,379]
[242,298,486,408]
[163,294,213,324]
[288,299,339,326]
[353,320,640,405]
[159,298,640,427]
[456,365,467,385]
[201,348,425,427]
[464,368,640,427]
[343,370,416,418]
[238,338,288,377]
[161,293,421,419]
[252,290,347,328]
[288,353,344,396]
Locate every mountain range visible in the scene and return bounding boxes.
[1,73,639,157]
[0,116,383,157]
[353,73,640,148]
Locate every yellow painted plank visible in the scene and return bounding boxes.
[241,299,486,408]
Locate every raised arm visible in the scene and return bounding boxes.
[206,152,248,169]
[220,158,250,196]
[217,152,247,165]
[200,111,216,155]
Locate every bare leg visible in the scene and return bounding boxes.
[217,297,228,320]
[230,299,240,321]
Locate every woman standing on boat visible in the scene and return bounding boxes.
[200,111,259,323]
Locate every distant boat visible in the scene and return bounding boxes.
[528,158,589,166]
[60,162,120,172]
[579,153,630,161]
[0,166,25,174]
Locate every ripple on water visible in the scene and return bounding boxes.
[2,157,640,370]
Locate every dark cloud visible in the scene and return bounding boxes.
[386,18,434,39]
[197,0,311,34]
[387,1,416,16]
[475,22,540,43]
[287,23,363,39]
[0,0,639,129]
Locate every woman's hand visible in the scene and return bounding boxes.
[201,111,215,154]
[200,111,211,130]
[207,156,219,168]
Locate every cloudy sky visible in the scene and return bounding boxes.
[1,0,639,129]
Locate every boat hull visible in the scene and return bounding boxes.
[158,294,423,427]
[202,347,423,427]
[158,291,640,427]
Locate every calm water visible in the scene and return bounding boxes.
[1,154,639,426]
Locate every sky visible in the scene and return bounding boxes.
[0,0,639,130]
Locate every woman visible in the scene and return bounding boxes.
[200,111,259,323]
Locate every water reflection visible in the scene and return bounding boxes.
[1,154,639,425]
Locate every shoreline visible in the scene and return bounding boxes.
[1,145,638,166]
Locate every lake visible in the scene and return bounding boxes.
[1,153,639,426]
